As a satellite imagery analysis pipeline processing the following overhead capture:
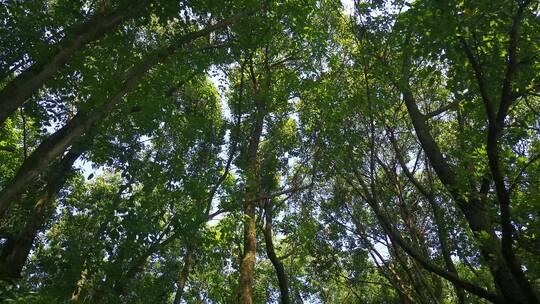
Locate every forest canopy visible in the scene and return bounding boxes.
[0,0,539,303]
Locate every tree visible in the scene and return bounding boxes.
[0,1,538,303]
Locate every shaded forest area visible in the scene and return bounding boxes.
[0,0,539,303]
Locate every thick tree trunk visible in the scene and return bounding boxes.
[238,200,257,304]
[0,2,152,125]
[460,9,535,300]
[400,87,535,304]
[262,200,290,304]
[0,15,244,219]
[237,55,268,303]
[173,247,193,304]
[70,266,88,302]
[0,65,144,218]
[0,148,81,280]
[237,147,263,304]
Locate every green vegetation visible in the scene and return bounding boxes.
[0,0,539,303]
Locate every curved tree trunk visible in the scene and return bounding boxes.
[0,61,149,218]
[400,85,536,304]
[0,148,81,280]
[0,1,152,125]
[263,199,290,304]
[0,15,244,220]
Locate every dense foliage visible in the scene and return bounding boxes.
[0,0,539,303]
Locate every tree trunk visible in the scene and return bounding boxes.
[0,15,244,219]
[400,86,535,304]
[70,265,88,302]
[237,147,263,304]
[0,66,143,218]
[263,199,290,304]
[238,199,257,304]
[173,247,194,304]
[0,2,151,125]
[0,148,81,280]
[237,54,268,303]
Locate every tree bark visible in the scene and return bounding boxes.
[0,148,81,280]
[485,2,538,301]
[0,60,149,218]
[237,54,268,303]
[0,14,245,219]
[238,198,258,304]
[173,247,194,304]
[399,85,533,304]
[0,2,152,125]
[70,265,88,302]
[263,200,290,304]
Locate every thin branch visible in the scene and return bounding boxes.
[509,154,540,194]
[338,172,502,303]
[247,184,313,204]
[458,37,496,122]
[424,99,460,119]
